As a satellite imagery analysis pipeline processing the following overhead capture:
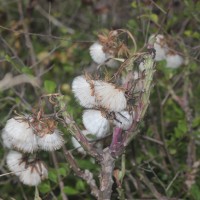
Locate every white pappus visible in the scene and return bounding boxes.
[94,81,127,112]
[82,109,110,139]
[166,53,184,68]
[37,129,64,151]
[3,117,38,153]
[6,150,26,176]
[113,111,134,130]
[148,34,168,61]
[19,160,48,186]
[72,76,97,108]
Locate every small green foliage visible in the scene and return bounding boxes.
[190,185,200,200]
[63,186,79,195]
[44,80,57,93]
[38,182,51,194]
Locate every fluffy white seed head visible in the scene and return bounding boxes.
[166,53,184,68]
[72,76,96,108]
[6,150,26,176]
[89,42,107,64]
[4,118,38,153]
[95,81,127,112]
[149,34,168,61]
[19,161,48,186]
[82,109,110,138]
[113,111,134,130]
[37,129,64,151]
[1,130,13,148]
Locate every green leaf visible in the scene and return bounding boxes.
[38,183,51,194]
[150,14,158,23]
[192,117,200,128]
[190,185,200,200]
[169,148,177,155]
[48,169,58,183]
[58,167,67,177]
[76,180,85,191]
[131,1,137,8]
[21,67,33,75]
[174,120,187,138]
[44,80,56,93]
[63,186,79,195]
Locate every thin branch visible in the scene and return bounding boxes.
[35,5,74,35]
[62,146,99,199]
[141,135,164,146]
[139,171,168,200]
[51,151,68,200]
[166,171,180,191]
[57,96,102,160]
[0,73,40,91]
[18,0,37,66]
[98,148,115,200]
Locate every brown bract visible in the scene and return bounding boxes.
[31,118,57,137]
[98,30,130,58]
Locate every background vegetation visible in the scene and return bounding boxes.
[0,0,200,199]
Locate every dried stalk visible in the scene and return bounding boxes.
[62,146,99,198]
[0,73,40,91]
[18,0,37,66]
[51,151,68,200]
[98,148,115,200]
[139,171,168,200]
[57,96,103,160]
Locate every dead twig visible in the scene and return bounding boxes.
[0,73,40,91]
[62,146,99,199]
[18,0,37,67]
[51,151,69,200]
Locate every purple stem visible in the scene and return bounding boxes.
[110,127,123,156]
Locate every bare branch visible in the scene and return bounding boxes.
[62,146,99,198]
[0,73,40,91]
[51,151,69,200]
[98,148,115,200]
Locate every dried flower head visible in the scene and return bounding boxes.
[37,129,64,151]
[19,160,48,186]
[148,34,168,61]
[82,109,110,138]
[89,42,108,64]
[166,52,184,68]
[3,117,38,153]
[90,30,129,68]
[94,81,127,112]
[72,76,97,108]
[1,130,13,149]
[113,111,134,130]
[31,118,57,137]
[6,150,26,176]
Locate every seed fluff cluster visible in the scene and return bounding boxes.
[72,75,135,140]
[1,111,64,186]
[6,150,48,186]
[148,34,184,68]
[71,30,139,145]
[2,115,64,153]
[89,30,129,68]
